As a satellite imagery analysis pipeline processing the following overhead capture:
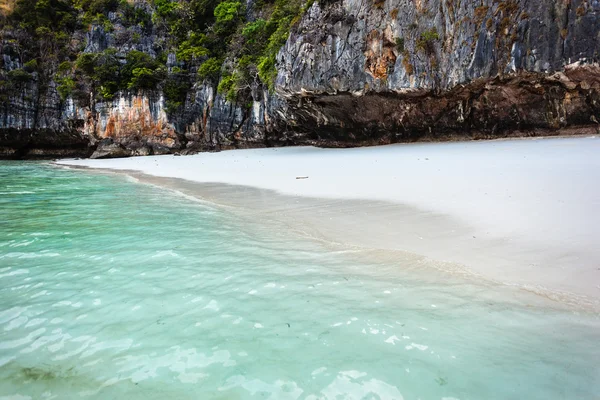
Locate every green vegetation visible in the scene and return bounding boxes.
[12,0,78,33]
[217,72,238,102]
[73,49,165,99]
[220,0,309,98]
[176,32,210,62]
[56,77,75,100]
[7,68,32,83]
[197,57,222,81]
[417,28,440,55]
[75,50,120,99]
[121,1,152,30]
[163,73,189,113]
[1,0,309,111]
[146,0,308,103]
[123,50,165,90]
[213,1,242,33]
[395,37,405,53]
[23,59,38,72]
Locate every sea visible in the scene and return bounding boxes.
[0,161,598,399]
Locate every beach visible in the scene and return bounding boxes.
[57,136,600,307]
[2,156,599,399]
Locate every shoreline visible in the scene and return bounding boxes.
[118,174,600,312]
[2,127,597,161]
[55,136,600,311]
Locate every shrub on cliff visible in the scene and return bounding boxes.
[213,1,242,32]
[12,0,78,32]
[417,28,440,55]
[75,49,121,100]
[56,77,75,101]
[1,0,310,111]
[176,32,210,62]
[7,68,32,83]
[163,73,189,114]
[198,57,223,82]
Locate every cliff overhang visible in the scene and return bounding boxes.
[266,63,600,147]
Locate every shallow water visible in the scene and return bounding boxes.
[0,162,598,400]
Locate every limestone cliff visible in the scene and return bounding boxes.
[1,0,599,158]
[273,0,600,144]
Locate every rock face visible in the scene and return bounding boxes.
[87,94,181,158]
[272,0,600,144]
[1,0,600,158]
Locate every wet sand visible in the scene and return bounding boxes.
[56,136,600,308]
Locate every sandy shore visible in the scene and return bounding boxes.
[57,136,600,307]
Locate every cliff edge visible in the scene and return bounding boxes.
[1,0,599,158]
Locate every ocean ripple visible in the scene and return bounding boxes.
[0,162,598,399]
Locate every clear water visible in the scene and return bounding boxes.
[0,162,598,400]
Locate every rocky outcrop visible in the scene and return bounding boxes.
[268,63,600,146]
[87,94,180,158]
[270,0,600,143]
[0,73,91,158]
[1,0,600,158]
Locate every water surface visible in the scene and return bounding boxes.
[0,162,598,399]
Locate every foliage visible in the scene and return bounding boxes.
[75,49,121,99]
[2,0,311,109]
[256,10,295,91]
[56,76,75,100]
[77,0,120,17]
[214,1,241,26]
[23,59,38,72]
[129,67,161,90]
[176,32,209,62]
[57,61,72,74]
[152,0,219,41]
[12,0,78,32]
[74,49,167,98]
[74,53,97,76]
[77,0,119,27]
[395,37,405,53]
[197,57,222,81]
[257,55,276,90]
[7,68,32,83]
[216,72,238,102]
[417,28,440,55]
[163,74,189,113]
[122,50,165,91]
[120,1,152,29]
[420,28,440,42]
[211,0,306,100]
[153,0,179,19]
[242,19,267,39]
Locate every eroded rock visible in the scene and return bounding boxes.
[1,0,600,158]
[90,139,131,159]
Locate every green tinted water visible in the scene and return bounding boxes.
[0,162,598,399]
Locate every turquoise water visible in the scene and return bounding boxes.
[0,162,599,400]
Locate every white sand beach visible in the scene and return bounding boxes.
[58,136,600,306]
